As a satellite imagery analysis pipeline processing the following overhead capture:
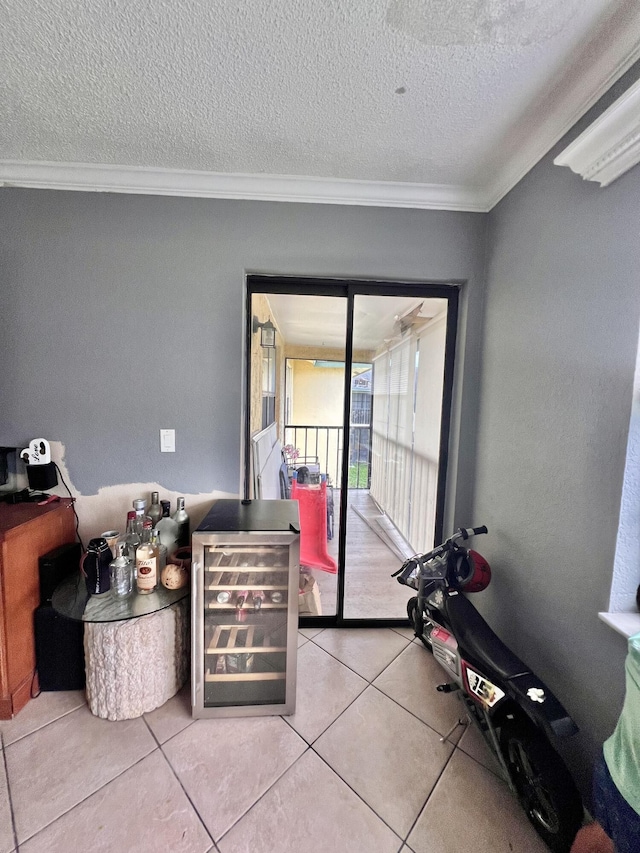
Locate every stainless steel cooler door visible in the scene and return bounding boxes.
[192,530,299,717]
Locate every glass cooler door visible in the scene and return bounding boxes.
[192,532,298,716]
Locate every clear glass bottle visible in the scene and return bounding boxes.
[147,491,163,528]
[132,498,151,535]
[110,543,134,599]
[172,496,190,548]
[156,500,178,558]
[252,590,265,611]
[151,527,167,573]
[136,519,159,594]
[123,510,141,567]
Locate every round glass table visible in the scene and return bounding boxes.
[53,574,190,721]
[52,572,189,622]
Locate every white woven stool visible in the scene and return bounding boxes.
[84,598,189,721]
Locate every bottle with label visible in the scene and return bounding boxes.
[151,527,167,573]
[173,496,190,548]
[155,500,178,558]
[136,519,159,594]
[147,491,163,528]
[123,510,141,567]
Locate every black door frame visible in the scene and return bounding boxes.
[245,275,460,628]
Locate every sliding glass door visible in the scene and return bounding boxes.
[245,277,458,625]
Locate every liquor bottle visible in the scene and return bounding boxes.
[151,527,167,572]
[252,590,265,611]
[172,497,190,548]
[132,498,151,535]
[216,590,231,604]
[109,543,134,599]
[123,511,141,566]
[269,590,284,604]
[155,500,178,558]
[147,491,163,527]
[136,519,159,594]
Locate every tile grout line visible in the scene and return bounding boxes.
[212,741,312,848]
[151,735,217,851]
[369,680,467,746]
[298,639,468,847]
[296,633,496,846]
[280,634,436,844]
[1,731,19,853]
[0,701,86,749]
[11,745,158,848]
[305,628,413,684]
[280,676,369,745]
[213,638,396,849]
[400,740,460,846]
[307,743,405,845]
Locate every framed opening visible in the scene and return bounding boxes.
[245,276,459,626]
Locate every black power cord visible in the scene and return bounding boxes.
[54,462,85,552]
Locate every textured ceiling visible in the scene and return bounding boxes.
[2,0,640,208]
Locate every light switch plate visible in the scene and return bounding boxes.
[160,429,175,452]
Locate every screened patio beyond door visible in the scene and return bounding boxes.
[246,280,457,623]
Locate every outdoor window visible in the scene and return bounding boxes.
[262,348,276,429]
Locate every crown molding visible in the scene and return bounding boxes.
[553,76,640,187]
[0,160,489,212]
[485,38,640,208]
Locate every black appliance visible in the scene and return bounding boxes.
[35,542,85,691]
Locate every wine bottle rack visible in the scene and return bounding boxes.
[205,625,288,682]
[192,499,300,718]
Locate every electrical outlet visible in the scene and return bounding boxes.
[160,429,175,453]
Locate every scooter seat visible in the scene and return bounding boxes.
[444,592,530,681]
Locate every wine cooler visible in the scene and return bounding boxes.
[191,499,300,718]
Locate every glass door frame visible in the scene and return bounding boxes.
[244,275,460,627]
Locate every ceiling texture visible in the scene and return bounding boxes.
[2,0,640,211]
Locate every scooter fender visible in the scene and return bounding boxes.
[441,591,578,740]
[504,673,578,739]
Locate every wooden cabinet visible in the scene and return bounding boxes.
[0,500,76,718]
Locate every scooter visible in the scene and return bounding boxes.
[393,525,584,853]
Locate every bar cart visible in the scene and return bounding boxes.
[191,499,300,718]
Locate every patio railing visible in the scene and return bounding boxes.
[283,424,371,489]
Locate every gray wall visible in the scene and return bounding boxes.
[474,68,640,795]
[0,192,486,510]
[4,68,638,798]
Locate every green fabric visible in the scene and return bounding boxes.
[603,631,640,815]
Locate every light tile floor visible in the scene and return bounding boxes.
[0,628,552,853]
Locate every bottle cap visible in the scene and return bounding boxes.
[151,491,159,502]
[177,497,185,510]
[133,498,146,512]
[127,510,136,520]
